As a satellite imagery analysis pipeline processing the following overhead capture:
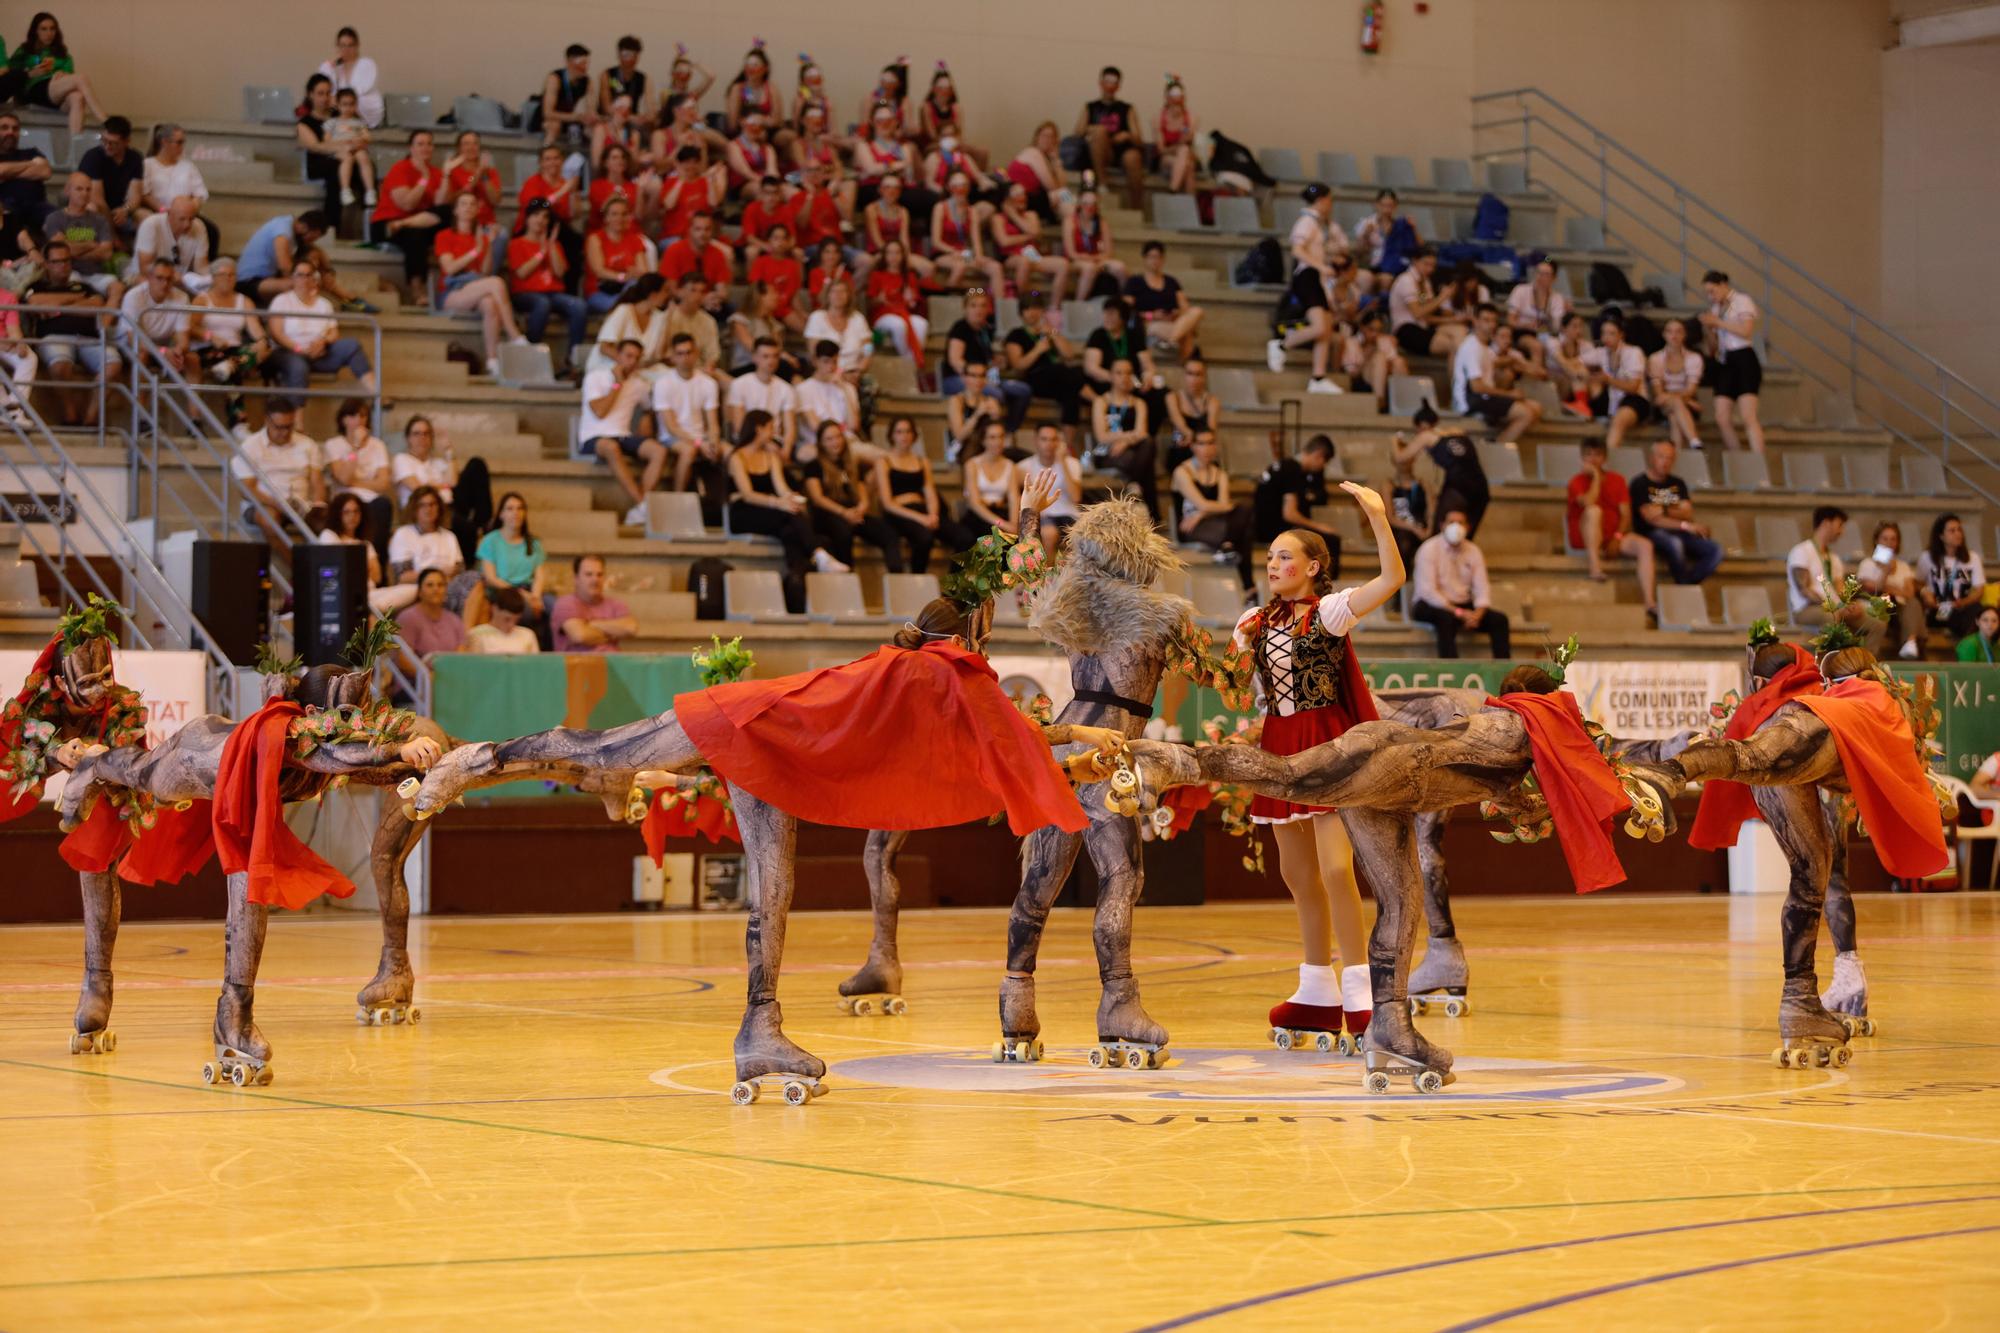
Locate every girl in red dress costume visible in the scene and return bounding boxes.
[1157,77,1198,196]
[1232,482,1407,1048]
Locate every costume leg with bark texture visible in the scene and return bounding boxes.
[204,871,273,1085]
[410,714,705,815]
[1753,782,1855,1065]
[1406,811,1470,1012]
[359,804,425,1023]
[838,829,909,1012]
[728,788,826,1103]
[996,825,1087,1060]
[1082,810,1169,1066]
[1343,807,1455,1089]
[71,871,120,1052]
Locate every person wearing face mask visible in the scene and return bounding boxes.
[1410,507,1509,659]
[1856,521,1924,660]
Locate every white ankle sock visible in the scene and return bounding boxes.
[1341,964,1373,1012]
[1288,962,1340,1007]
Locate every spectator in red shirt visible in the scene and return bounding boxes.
[788,159,846,253]
[789,107,855,229]
[649,92,728,208]
[552,554,637,653]
[738,175,794,261]
[368,129,448,306]
[588,142,642,232]
[443,129,502,230]
[867,237,931,379]
[656,144,713,246]
[1565,435,1657,617]
[661,211,733,289]
[806,237,853,309]
[747,222,806,328]
[507,199,586,370]
[583,194,652,314]
[435,192,528,374]
[515,144,578,235]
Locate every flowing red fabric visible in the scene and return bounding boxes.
[675,641,1089,835]
[1794,679,1950,879]
[641,788,741,865]
[1159,782,1214,836]
[1485,691,1632,893]
[213,699,355,910]
[1689,645,1821,851]
[0,638,65,822]
[58,799,216,885]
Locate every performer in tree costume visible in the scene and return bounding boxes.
[1122,642,1674,1092]
[52,621,449,1085]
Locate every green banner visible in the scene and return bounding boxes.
[1887,663,2000,779]
[1167,659,1532,739]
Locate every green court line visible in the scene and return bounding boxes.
[2,1178,1994,1294]
[0,1057,1209,1225]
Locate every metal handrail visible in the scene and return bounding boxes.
[1472,87,2000,498]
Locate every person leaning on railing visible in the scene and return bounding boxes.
[117,257,189,374]
[22,238,123,429]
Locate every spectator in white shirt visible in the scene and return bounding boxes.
[117,259,189,371]
[1698,268,1766,458]
[1646,317,1705,451]
[1502,258,1566,372]
[1580,317,1652,449]
[1409,506,1509,659]
[140,124,217,256]
[232,398,325,554]
[268,259,378,393]
[1916,512,1989,642]
[386,486,465,600]
[323,396,395,553]
[318,27,385,129]
[580,337,668,527]
[654,333,725,514]
[391,415,457,509]
[1857,520,1925,659]
[727,336,798,457]
[1786,505,1849,618]
[794,339,862,450]
[1388,247,1466,360]
[466,586,540,654]
[1266,182,1342,395]
[1449,304,1541,443]
[803,277,874,377]
[131,197,210,293]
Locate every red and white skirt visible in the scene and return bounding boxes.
[1250,702,1358,825]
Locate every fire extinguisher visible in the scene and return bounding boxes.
[1362,0,1383,54]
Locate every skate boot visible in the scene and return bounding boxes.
[1407,936,1470,1018]
[993,971,1044,1062]
[70,966,116,1054]
[1089,976,1170,1070]
[1269,962,1346,1053]
[1361,999,1455,1094]
[1818,951,1876,1037]
[837,955,906,1016]
[356,947,421,1026]
[1339,964,1373,1055]
[1771,982,1853,1070]
[202,986,272,1087]
[730,1000,828,1105]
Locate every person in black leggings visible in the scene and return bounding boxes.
[803,421,899,569]
[1171,428,1255,591]
[367,129,447,306]
[727,410,839,611]
[876,415,967,573]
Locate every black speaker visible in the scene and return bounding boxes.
[293,543,368,666]
[190,539,270,664]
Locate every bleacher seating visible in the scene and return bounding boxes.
[1901,456,1949,495]
[1721,585,1774,630]
[1152,194,1201,231]
[1723,453,1771,491]
[805,572,873,622]
[1431,158,1476,193]
[1258,147,1304,182]
[1656,585,1713,632]
[1317,151,1361,187]
[0,561,42,611]
[241,86,292,125]
[383,93,433,127]
[643,493,708,541]
[1782,453,1832,492]
[1374,155,1419,190]
[1211,195,1262,234]
[883,573,940,620]
[1187,568,1245,627]
[1754,515,1805,556]
[1486,161,1529,195]
[724,570,791,622]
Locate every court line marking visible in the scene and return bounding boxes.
[1434,1223,2000,1331]
[1128,1194,2000,1332]
[0,1057,1209,1225]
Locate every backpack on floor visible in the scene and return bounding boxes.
[687,557,733,621]
[1471,192,1510,241]
[1236,236,1284,287]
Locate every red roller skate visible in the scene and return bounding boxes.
[1269,999,1346,1053]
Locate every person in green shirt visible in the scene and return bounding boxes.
[1956,605,1999,663]
[9,13,106,135]
[473,491,550,643]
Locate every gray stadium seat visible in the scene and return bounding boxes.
[1643,270,1687,307]
[1565,217,1608,250]
[1782,452,1832,493]
[882,573,940,620]
[452,95,507,134]
[1535,444,1575,485]
[1318,151,1361,187]
[242,85,293,125]
[1755,515,1805,556]
[1486,161,1529,195]
[643,492,708,541]
[495,342,557,388]
[504,152,539,189]
[1842,451,1891,492]
[1387,375,1438,417]
[1258,148,1304,182]
[1723,453,1771,490]
[1475,442,1525,485]
[1211,367,1263,410]
[1656,585,1714,632]
[0,561,42,610]
[1374,155,1418,190]
[1511,210,1556,247]
[1706,514,1745,557]
[1333,201,1370,239]
[724,570,793,621]
[1152,194,1201,231]
[805,572,872,622]
[1063,297,1104,340]
[1211,195,1263,233]
[1430,157,1476,193]
[1607,445,1646,479]
[1721,585,1773,630]
[1188,569,1245,627]
[1404,206,1439,242]
[1901,456,1949,495]
[383,93,433,127]
[60,129,98,171]
[1477,259,1513,285]
[1678,451,1714,491]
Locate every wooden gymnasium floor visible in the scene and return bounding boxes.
[2,894,1999,1331]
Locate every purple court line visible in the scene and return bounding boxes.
[1128,1194,2000,1332]
[1436,1222,2000,1331]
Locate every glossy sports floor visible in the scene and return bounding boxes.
[2,894,1997,1332]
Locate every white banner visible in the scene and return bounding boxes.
[0,648,207,803]
[1564,659,1744,740]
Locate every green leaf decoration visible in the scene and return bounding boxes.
[342,616,403,670]
[254,639,304,678]
[1746,616,1779,649]
[57,593,123,651]
[692,635,756,687]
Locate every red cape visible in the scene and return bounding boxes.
[213,698,356,910]
[1486,690,1632,892]
[1689,645,1821,851]
[641,787,741,864]
[1795,678,1950,879]
[675,641,1089,835]
[59,800,216,884]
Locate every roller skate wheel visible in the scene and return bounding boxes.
[851,998,875,1016]
[1443,998,1466,1019]
[729,1081,758,1105]
[1027,1039,1044,1062]
[229,1064,248,1087]
[1646,826,1664,844]
[991,1040,1006,1063]
[201,1062,220,1085]
[1123,1047,1146,1071]
[355,1007,370,1024]
[1109,767,1138,796]
[406,1007,421,1024]
[1364,1070,1392,1095]
[1408,997,1427,1017]
[837,997,856,1015]
[1416,1070,1445,1094]
[1088,1047,1108,1069]
[101,1031,117,1052]
[1857,1017,1877,1037]
[1831,1045,1852,1068]
[886,997,907,1016]
[1273,1028,1294,1051]
[1150,806,1175,833]
[781,1080,812,1107]
[1314,1031,1334,1053]
[396,777,420,799]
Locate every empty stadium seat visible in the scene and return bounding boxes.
[992,589,1031,626]
[643,492,708,541]
[1901,456,1949,495]
[1643,270,1687,306]
[1187,568,1245,626]
[495,342,557,387]
[1152,194,1201,230]
[1258,147,1304,182]
[1486,161,1529,195]
[805,572,872,622]
[1404,205,1438,241]
[1535,444,1576,485]
[1211,367,1263,410]
[1656,585,1714,632]
[1374,155,1418,189]
[1781,452,1832,492]
[1317,151,1362,186]
[882,573,940,619]
[1512,211,1556,247]
[1813,391,1862,430]
[1475,441,1525,485]
[1843,451,1891,492]
[1564,216,1607,250]
[383,92,434,127]
[1387,375,1438,417]
[1607,445,1646,479]
[1678,451,1715,490]
[1211,195,1263,233]
[724,570,792,621]
[994,296,1021,336]
[242,85,293,124]
[1063,298,1105,340]
[1430,157,1476,193]
[1333,200,1370,238]
[1755,515,1805,556]
[60,129,98,171]
[1721,585,1773,629]
[452,95,507,133]
[1706,514,1746,557]
[1722,453,1771,490]
[0,561,42,610]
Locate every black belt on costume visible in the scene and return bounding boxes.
[1070,687,1154,719]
